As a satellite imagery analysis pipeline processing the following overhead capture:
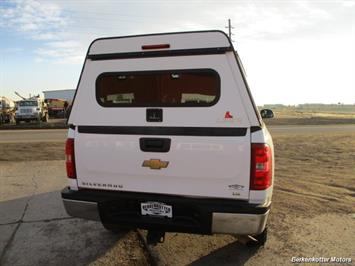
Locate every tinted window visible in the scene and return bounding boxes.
[96,69,220,107]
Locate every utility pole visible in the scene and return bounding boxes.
[225,18,234,42]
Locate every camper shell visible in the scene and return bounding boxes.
[61,31,274,245]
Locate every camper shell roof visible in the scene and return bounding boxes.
[88,31,232,60]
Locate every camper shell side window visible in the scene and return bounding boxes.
[96,69,220,107]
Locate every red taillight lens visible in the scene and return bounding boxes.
[250,143,272,190]
[142,44,170,50]
[65,138,76,179]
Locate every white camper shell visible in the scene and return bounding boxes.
[62,31,274,245]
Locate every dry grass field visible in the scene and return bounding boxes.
[263,105,355,125]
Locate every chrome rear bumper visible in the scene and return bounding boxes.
[63,199,100,221]
[212,211,269,235]
[62,188,270,236]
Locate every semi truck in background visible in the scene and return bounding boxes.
[14,93,49,124]
[0,96,15,124]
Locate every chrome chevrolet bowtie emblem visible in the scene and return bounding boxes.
[142,159,169,170]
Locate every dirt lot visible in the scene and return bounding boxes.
[0,142,65,161]
[264,106,355,125]
[1,130,354,265]
[0,118,67,130]
[266,116,355,125]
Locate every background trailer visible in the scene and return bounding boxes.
[43,89,75,103]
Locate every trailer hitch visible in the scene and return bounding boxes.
[146,230,165,246]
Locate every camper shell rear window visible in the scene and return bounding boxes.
[96,69,220,107]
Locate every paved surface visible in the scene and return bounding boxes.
[1,124,355,143]
[0,161,149,266]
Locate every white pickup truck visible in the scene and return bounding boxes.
[61,31,274,246]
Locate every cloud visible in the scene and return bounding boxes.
[35,40,85,64]
[199,1,335,41]
[0,0,81,64]
[0,0,68,38]
[341,0,355,7]
[1,0,352,65]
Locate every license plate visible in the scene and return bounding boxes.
[141,201,172,218]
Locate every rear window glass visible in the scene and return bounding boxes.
[96,69,220,107]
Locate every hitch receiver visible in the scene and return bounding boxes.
[147,230,165,246]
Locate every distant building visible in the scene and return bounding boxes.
[43,89,75,103]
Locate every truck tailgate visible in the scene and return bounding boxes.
[75,128,250,200]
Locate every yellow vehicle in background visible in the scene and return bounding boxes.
[45,98,69,118]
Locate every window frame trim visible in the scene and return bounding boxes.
[95,68,221,108]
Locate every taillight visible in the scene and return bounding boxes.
[250,143,272,190]
[65,138,76,179]
[141,44,170,50]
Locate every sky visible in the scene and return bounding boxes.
[0,0,354,105]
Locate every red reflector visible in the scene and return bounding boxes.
[65,138,76,179]
[250,143,272,190]
[142,44,170,50]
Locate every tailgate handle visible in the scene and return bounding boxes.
[140,138,171,153]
